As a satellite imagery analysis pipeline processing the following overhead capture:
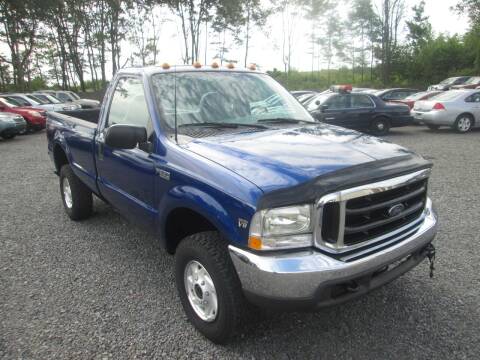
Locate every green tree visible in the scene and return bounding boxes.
[406,1,432,51]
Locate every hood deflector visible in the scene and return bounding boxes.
[257,154,432,210]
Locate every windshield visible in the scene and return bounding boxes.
[151,71,314,130]
[305,94,333,111]
[68,91,81,100]
[26,94,47,104]
[431,91,464,101]
[440,77,457,85]
[465,77,480,84]
[0,98,19,107]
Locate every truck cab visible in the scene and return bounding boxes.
[47,65,437,344]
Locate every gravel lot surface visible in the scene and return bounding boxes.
[1,127,479,359]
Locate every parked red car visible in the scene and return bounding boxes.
[451,76,480,89]
[0,98,47,131]
[390,90,443,110]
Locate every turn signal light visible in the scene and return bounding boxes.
[248,236,262,250]
[433,103,445,110]
[193,61,202,68]
[248,63,257,71]
[227,63,235,69]
[211,62,219,69]
[161,63,170,70]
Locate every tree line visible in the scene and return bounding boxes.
[0,0,479,93]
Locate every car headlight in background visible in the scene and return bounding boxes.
[26,110,42,117]
[248,204,313,250]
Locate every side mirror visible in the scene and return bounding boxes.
[104,124,147,149]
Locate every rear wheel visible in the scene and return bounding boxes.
[454,114,473,133]
[175,231,247,344]
[427,124,440,131]
[370,117,390,135]
[59,164,93,220]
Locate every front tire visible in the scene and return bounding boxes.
[370,117,390,135]
[454,114,473,133]
[1,133,16,139]
[59,164,93,220]
[175,231,247,344]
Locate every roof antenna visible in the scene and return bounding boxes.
[174,65,178,143]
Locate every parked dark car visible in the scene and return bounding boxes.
[0,112,26,139]
[390,90,443,110]
[375,88,420,102]
[428,76,470,91]
[451,76,480,89]
[306,89,413,135]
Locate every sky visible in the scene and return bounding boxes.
[0,0,472,82]
[150,0,470,73]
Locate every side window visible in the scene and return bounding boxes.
[107,77,154,137]
[325,95,348,110]
[351,95,374,108]
[8,96,31,106]
[466,93,480,103]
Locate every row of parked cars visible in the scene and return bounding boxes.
[292,76,480,135]
[0,90,100,140]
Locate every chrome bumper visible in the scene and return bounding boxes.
[229,200,437,306]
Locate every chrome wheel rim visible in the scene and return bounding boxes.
[458,117,471,132]
[184,260,218,322]
[63,178,73,209]
[377,122,385,130]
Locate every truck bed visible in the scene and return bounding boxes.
[47,110,100,193]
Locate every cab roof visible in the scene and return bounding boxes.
[117,64,262,77]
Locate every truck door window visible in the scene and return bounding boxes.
[107,77,154,139]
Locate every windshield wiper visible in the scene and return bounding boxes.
[258,118,314,124]
[179,122,268,129]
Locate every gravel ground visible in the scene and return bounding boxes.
[1,127,479,359]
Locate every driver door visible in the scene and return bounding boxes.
[96,76,157,230]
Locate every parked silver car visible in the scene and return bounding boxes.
[412,89,480,133]
[0,94,79,112]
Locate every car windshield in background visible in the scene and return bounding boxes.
[406,92,431,100]
[26,95,47,104]
[431,91,465,101]
[465,77,480,84]
[305,94,333,111]
[151,71,315,129]
[0,98,19,107]
[439,77,458,85]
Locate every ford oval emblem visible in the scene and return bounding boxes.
[388,203,405,217]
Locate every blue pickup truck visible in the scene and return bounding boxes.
[47,65,438,343]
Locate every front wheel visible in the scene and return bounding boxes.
[175,231,247,344]
[59,165,93,220]
[370,117,390,135]
[454,114,473,133]
[1,133,16,139]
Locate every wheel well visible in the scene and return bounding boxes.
[165,208,217,254]
[372,115,391,123]
[53,144,69,173]
[457,112,475,124]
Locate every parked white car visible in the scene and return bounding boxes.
[412,89,480,133]
[0,94,80,112]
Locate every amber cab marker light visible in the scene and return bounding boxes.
[227,62,235,69]
[211,62,219,69]
[248,63,257,71]
[248,236,262,250]
[193,61,202,68]
[161,63,170,70]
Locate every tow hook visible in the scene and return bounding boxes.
[424,243,436,278]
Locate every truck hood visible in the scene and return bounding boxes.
[183,124,415,193]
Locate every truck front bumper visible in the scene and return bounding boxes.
[229,200,437,309]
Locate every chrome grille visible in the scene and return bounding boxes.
[315,169,430,257]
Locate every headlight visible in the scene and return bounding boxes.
[26,110,41,117]
[248,204,313,250]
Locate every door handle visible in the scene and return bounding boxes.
[325,117,335,120]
